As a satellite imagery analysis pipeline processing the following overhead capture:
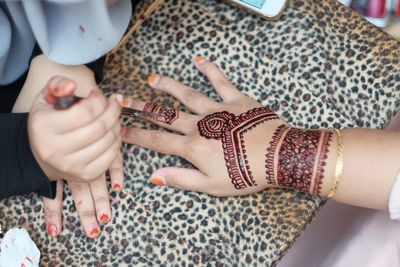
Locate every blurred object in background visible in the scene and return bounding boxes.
[351,0,391,27]
[397,0,400,16]
[339,0,399,27]
[339,0,352,6]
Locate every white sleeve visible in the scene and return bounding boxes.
[21,0,132,65]
[0,2,36,85]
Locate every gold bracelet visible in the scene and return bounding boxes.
[328,129,344,198]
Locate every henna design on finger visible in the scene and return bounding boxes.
[198,107,279,190]
[143,103,179,125]
[265,125,333,195]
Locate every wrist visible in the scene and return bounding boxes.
[266,125,338,197]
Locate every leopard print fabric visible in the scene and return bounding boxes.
[1,0,399,266]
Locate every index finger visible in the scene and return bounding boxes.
[45,90,110,133]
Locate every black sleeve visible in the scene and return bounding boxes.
[0,113,56,200]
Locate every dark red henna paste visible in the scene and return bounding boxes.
[198,111,235,139]
[265,125,333,195]
[143,103,179,125]
[198,107,279,190]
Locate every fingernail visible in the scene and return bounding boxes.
[148,74,160,86]
[99,214,110,223]
[120,127,126,137]
[88,225,100,237]
[113,183,122,191]
[115,94,123,104]
[150,176,167,186]
[194,55,207,65]
[47,224,58,237]
[122,98,132,108]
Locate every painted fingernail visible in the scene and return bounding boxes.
[115,94,123,104]
[122,98,132,108]
[150,176,167,186]
[88,225,100,237]
[113,183,122,191]
[120,127,126,137]
[47,224,58,237]
[99,214,110,223]
[148,74,160,86]
[194,55,207,65]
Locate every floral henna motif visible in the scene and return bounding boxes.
[198,107,279,190]
[265,125,333,195]
[197,111,235,139]
[143,103,179,125]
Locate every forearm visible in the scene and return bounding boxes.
[332,128,400,210]
[265,124,400,211]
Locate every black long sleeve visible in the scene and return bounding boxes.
[0,113,56,199]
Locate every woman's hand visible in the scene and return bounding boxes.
[27,76,124,238]
[43,178,112,239]
[28,76,124,186]
[122,56,287,197]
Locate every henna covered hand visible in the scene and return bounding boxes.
[122,57,337,197]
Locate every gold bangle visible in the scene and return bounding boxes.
[328,129,344,198]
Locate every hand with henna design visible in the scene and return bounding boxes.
[122,56,400,212]
[123,57,400,214]
[122,56,337,197]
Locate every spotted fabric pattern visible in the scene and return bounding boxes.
[0,0,399,266]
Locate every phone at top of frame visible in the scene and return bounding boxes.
[227,0,288,20]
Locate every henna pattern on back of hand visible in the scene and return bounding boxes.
[198,107,279,190]
[143,103,179,125]
[266,125,333,195]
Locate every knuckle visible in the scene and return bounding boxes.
[148,132,164,148]
[44,207,60,216]
[95,119,110,136]
[182,89,199,104]
[82,102,101,121]
[168,176,186,190]
[79,209,96,218]
[58,161,72,174]
[93,196,108,205]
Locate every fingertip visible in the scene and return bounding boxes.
[86,224,101,238]
[122,98,132,108]
[120,127,126,137]
[114,94,123,105]
[150,175,167,186]
[194,55,207,66]
[99,213,110,224]
[148,74,160,87]
[46,223,59,237]
[112,183,122,192]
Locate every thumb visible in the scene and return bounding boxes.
[150,167,209,193]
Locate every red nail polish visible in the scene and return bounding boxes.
[47,224,58,237]
[194,55,207,65]
[150,176,166,186]
[89,227,100,237]
[100,214,109,223]
[113,183,122,191]
[147,74,160,85]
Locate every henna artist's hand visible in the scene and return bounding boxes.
[122,56,337,197]
[32,76,125,238]
[28,76,123,184]
[43,176,112,238]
